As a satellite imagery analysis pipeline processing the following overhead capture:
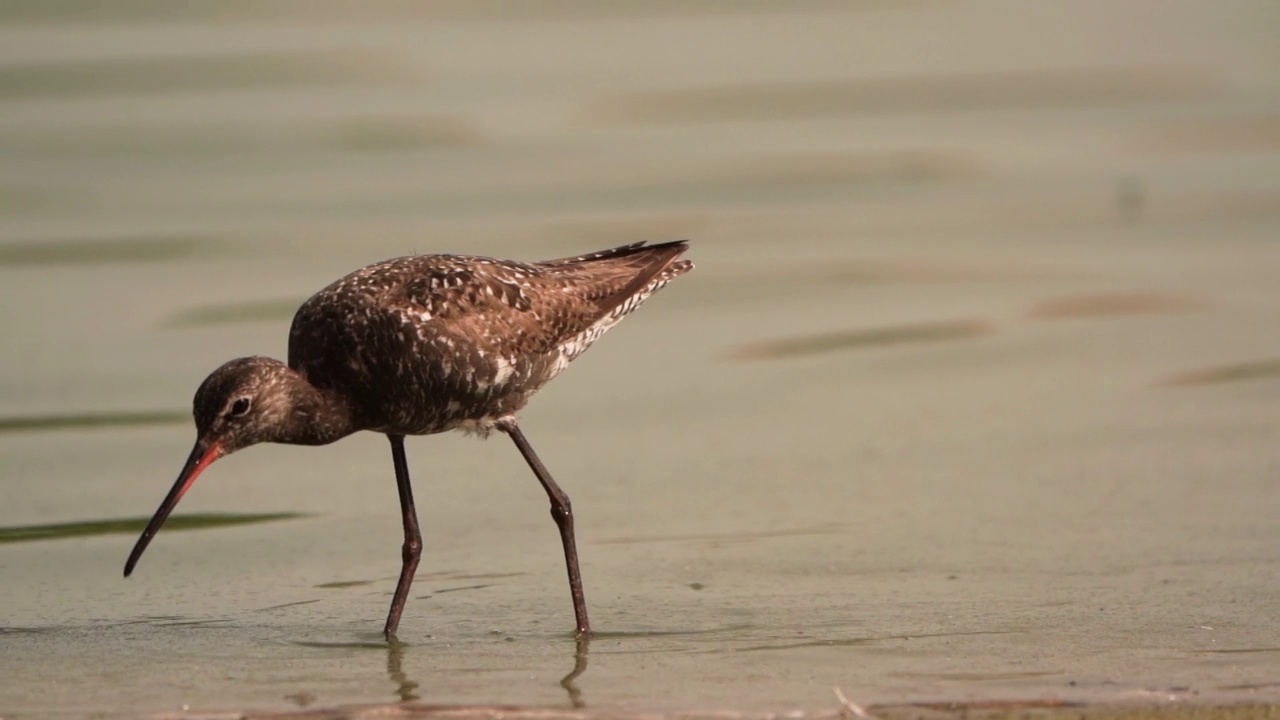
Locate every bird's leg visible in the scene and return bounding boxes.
[500,421,592,636]
[384,434,422,640]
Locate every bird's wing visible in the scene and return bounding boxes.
[389,260,533,316]
[384,242,689,356]
[381,257,584,356]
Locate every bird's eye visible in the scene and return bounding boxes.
[229,397,252,417]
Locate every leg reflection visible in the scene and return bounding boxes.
[386,639,421,703]
[560,634,590,708]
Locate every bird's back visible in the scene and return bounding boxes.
[288,241,692,435]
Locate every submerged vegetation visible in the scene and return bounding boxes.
[0,513,305,544]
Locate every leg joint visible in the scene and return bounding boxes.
[402,535,422,561]
[549,498,573,526]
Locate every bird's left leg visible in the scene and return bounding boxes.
[384,434,422,640]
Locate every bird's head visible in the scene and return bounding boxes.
[191,356,301,455]
[123,356,299,577]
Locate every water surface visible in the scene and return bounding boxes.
[1,1,1278,717]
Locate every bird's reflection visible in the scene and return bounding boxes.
[386,639,420,703]
[382,634,588,708]
[560,634,590,708]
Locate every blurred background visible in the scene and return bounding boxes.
[1,1,1278,717]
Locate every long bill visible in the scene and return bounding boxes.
[123,440,223,577]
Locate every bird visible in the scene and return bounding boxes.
[123,240,693,640]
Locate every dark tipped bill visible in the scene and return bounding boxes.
[123,440,223,577]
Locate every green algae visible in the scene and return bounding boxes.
[0,410,188,433]
[0,513,306,545]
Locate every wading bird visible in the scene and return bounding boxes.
[124,240,693,639]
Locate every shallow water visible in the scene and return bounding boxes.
[2,1,1279,717]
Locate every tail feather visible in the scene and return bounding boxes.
[571,241,690,313]
[660,258,695,282]
[540,240,688,267]
[547,242,693,367]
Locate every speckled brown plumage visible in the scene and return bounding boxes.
[124,240,693,640]
[287,240,692,437]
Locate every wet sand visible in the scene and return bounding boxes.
[1,1,1278,718]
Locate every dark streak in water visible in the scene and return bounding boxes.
[0,117,482,161]
[433,583,494,595]
[165,298,303,328]
[113,615,183,626]
[292,640,393,650]
[447,571,529,581]
[314,580,374,589]
[256,599,324,613]
[0,237,208,266]
[591,624,754,640]
[0,52,408,100]
[893,670,1061,681]
[734,637,871,653]
[594,66,1218,124]
[731,319,992,361]
[0,186,82,216]
[156,618,233,628]
[1130,115,1280,156]
[1161,358,1280,387]
[885,698,1083,711]
[885,629,1019,641]
[0,410,188,434]
[1029,292,1205,319]
[0,0,874,24]
[410,569,530,582]
[330,117,482,153]
[1218,681,1280,691]
[0,512,306,545]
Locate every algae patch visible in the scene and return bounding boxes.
[0,513,305,545]
[1162,358,1280,386]
[731,319,991,361]
[0,237,208,266]
[0,410,188,433]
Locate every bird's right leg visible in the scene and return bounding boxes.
[498,420,592,636]
[384,434,422,640]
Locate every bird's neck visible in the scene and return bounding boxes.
[277,372,356,446]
